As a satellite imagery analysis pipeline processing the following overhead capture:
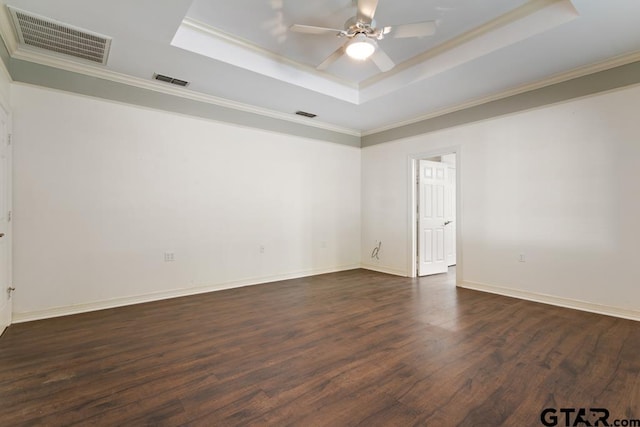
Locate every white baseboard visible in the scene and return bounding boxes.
[360,263,408,277]
[459,280,640,322]
[12,264,361,323]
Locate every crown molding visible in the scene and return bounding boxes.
[179,1,580,107]
[181,17,357,90]
[358,0,578,104]
[362,49,640,137]
[361,0,566,89]
[0,1,359,137]
[8,47,361,137]
[3,0,639,143]
[172,18,360,104]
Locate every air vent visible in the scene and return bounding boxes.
[8,7,111,65]
[153,73,190,87]
[295,111,317,118]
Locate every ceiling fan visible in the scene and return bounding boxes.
[290,0,437,72]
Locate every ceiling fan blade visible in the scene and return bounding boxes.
[357,0,379,23]
[317,46,345,71]
[371,48,395,72]
[289,24,343,36]
[385,21,437,38]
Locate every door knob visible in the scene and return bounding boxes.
[0,233,4,238]
[444,221,452,226]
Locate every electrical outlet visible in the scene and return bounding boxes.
[164,252,175,262]
[519,254,526,262]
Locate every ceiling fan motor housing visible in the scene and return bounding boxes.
[343,17,383,39]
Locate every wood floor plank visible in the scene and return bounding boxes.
[0,268,638,426]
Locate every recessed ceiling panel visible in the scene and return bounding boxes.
[173,0,578,105]
[183,0,530,83]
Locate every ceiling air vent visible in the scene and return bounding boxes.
[295,111,317,118]
[8,6,111,65]
[153,73,190,87]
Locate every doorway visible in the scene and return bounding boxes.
[408,148,460,281]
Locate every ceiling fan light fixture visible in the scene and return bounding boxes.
[345,33,376,60]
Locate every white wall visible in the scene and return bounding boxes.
[10,78,640,321]
[362,84,640,316]
[11,84,361,318]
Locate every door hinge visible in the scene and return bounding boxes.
[7,134,11,146]
[7,211,11,222]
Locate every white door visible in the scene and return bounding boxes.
[445,165,456,267]
[418,160,448,276]
[0,106,11,334]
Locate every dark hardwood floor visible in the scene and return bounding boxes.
[0,268,638,426]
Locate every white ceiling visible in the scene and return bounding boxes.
[2,0,640,135]
[182,0,529,83]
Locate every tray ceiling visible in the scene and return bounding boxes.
[1,0,640,136]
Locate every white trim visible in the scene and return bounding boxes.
[363,49,640,136]
[407,156,417,277]
[13,41,640,140]
[459,280,640,322]
[172,19,360,105]
[455,149,463,286]
[0,3,355,137]
[3,1,640,140]
[181,18,356,90]
[14,48,361,136]
[6,48,361,138]
[360,264,408,277]
[362,0,571,89]
[178,0,581,108]
[0,106,11,330]
[359,0,579,104]
[12,264,360,323]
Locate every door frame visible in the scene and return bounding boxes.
[0,99,12,332]
[407,146,462,284]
